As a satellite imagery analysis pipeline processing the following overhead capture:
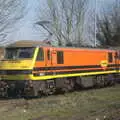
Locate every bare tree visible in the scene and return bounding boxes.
[96,0,120,48]
[0,0,27,44]
[38,0,87,47]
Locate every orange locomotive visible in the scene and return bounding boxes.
[0,40,119,97]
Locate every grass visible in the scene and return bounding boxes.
[0,85,120,120]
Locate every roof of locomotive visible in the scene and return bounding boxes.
[7,40,50,48]
[6,40,116,51]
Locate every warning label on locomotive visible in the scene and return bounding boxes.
[100,60,108,67]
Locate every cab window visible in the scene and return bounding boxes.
[37,48,44,61]
[5,47,35,59]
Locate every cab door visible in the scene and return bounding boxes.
[45,48,57,76]
[45,48,57,66]
[51,49,57,66]
[45,48,52,67]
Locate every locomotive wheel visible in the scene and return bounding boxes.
[46,80,56,95]
[74,77,82,90]
[62,78,75,93]
[95,75,105,88]
[108,79,115,86]
[104,74,115,86]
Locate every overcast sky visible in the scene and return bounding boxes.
[3,0,115,45]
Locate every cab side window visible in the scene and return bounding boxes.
[57,51,64,64]
[36,48,44,61]
[108,52,113,63]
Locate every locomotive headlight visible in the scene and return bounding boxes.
[39,73,45,76]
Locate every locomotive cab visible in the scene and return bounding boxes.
[0,40,48,81]
[0,47,38,80]
[2,47,35,67]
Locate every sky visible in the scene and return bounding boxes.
[5,0,48,45]
[2,0,116,46]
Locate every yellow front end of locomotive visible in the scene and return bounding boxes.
[0,47,39,81]
[0,60,32,80]
[0,59,34,70]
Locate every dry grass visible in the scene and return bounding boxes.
[0,85,120,120]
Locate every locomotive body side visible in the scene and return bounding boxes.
[32,47,117,80]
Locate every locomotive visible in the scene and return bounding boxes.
[0,40,119,97]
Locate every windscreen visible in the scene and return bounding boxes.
[5,47,35,59]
